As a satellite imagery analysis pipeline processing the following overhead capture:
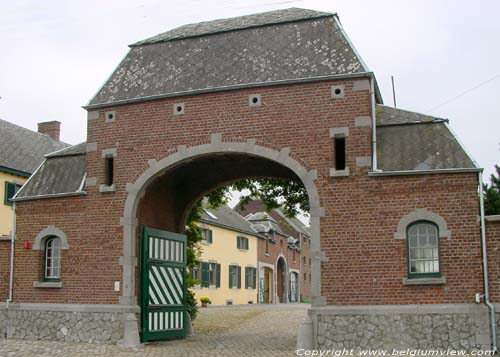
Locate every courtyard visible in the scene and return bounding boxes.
[0,304,307,356]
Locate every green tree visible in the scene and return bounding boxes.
[484,165,500,215]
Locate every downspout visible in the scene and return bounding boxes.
[479,171,497,352]
[7,202,16,304]
[369,75,378,171]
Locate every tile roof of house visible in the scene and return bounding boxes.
[0,118,69,176]
[376,105,477,171]
[14,142,86,200]
[86,8,368,108]
[200,204,264,238]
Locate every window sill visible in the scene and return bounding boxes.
[265,253,270,257]
[33,281,63,288]
[99,184,115,193]
[208,286,218,290]
[329,167,350,177]
[200,241,211,246]
[238,249,248,252]
[402,277,446,285]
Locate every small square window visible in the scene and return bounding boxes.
[4,181,22,206]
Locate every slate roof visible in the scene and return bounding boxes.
[0,118,68,176]
[15,142,86,200]
[200,204,264,238]
[376,105,477,171]
[87,8,368,108]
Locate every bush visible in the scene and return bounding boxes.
[200,296,211,304]
[186,289,198,320]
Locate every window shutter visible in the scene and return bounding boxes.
[229,266,233,288]
[216,263,221,288]
[201,262,209,288]
[5,182,15,205]
[252,268,257,289]
[237,266,241,289]
[208,230,213,243]
[245,267,249,289]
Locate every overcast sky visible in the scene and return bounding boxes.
[1,0,499,180]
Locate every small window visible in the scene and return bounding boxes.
[304,272,307,281]
[191,263,201,282]
[104,156,114,186]
[334,137,346,170]
[229,265,241,289]
[237,236,249,250]
[407,221,440,278]
[44,237,61,280]
[4,181,22,206]
[293,250,296,262]
[245,267,257,289]
[201,228,213,244]
[200,262,220,288]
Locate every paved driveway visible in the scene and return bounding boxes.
[0,304,308,356]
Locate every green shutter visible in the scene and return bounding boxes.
[237,266,241,289]
[201,262,209,288]
[216,263,221,288]
[4,182,16,206]
[229,266,232,288]
[245,267,249,289]
[252,268,257,289]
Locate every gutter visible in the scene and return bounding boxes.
[368,168,483,177]
[13,191,87,202]
[83,72,375,110]
[369,76,378,172]
[479,171,498,352]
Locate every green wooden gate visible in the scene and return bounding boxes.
[140,227,187,342]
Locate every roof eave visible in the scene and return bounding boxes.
[368,168,482,177]
[83,72,375,110]
[0,165,31,178]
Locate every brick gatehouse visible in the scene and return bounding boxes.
[1,8,499,351]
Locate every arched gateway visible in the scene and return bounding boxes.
[120,139,323,344]
[5,8,493,352]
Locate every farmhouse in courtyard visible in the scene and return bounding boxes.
[1,8,500,351]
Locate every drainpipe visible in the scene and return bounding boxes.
[369,75,378,171]
[479,171,497,352]
[7,202,16,304]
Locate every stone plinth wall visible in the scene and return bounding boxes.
[0,303,140,344]
[311,305,491,352]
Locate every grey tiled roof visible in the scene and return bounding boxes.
[15,143,86,200]
[0,118,68,175]
[132,8,333,46]
[87,8,366,108]
[200,205,263,237]
[376,105,477,171]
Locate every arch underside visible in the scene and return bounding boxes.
[136,153,300,233]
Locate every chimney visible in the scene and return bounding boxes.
[38,121,61,141]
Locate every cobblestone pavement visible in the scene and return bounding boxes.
[0,304,308,356]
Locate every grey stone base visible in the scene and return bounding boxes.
[310,304,492,352]
[0,303,140,345]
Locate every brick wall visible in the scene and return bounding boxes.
[487,219,500,302]
[0,239,11,300]
[11,78,484,306]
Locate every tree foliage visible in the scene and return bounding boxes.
[484,165,500,216]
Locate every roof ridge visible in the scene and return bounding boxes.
[0,117,69,145]
[376,104,447,122]
[131,7,334,47]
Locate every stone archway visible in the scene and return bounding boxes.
[120,134,324,347]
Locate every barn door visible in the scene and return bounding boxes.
[140,227,187,342]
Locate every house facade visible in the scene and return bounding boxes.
[236,199,312,303]
[192,205,260,306]
[1,8,499,351]
[0,119,67,299]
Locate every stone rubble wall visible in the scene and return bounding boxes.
[0,306,123,344]
[312,305,491,352]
